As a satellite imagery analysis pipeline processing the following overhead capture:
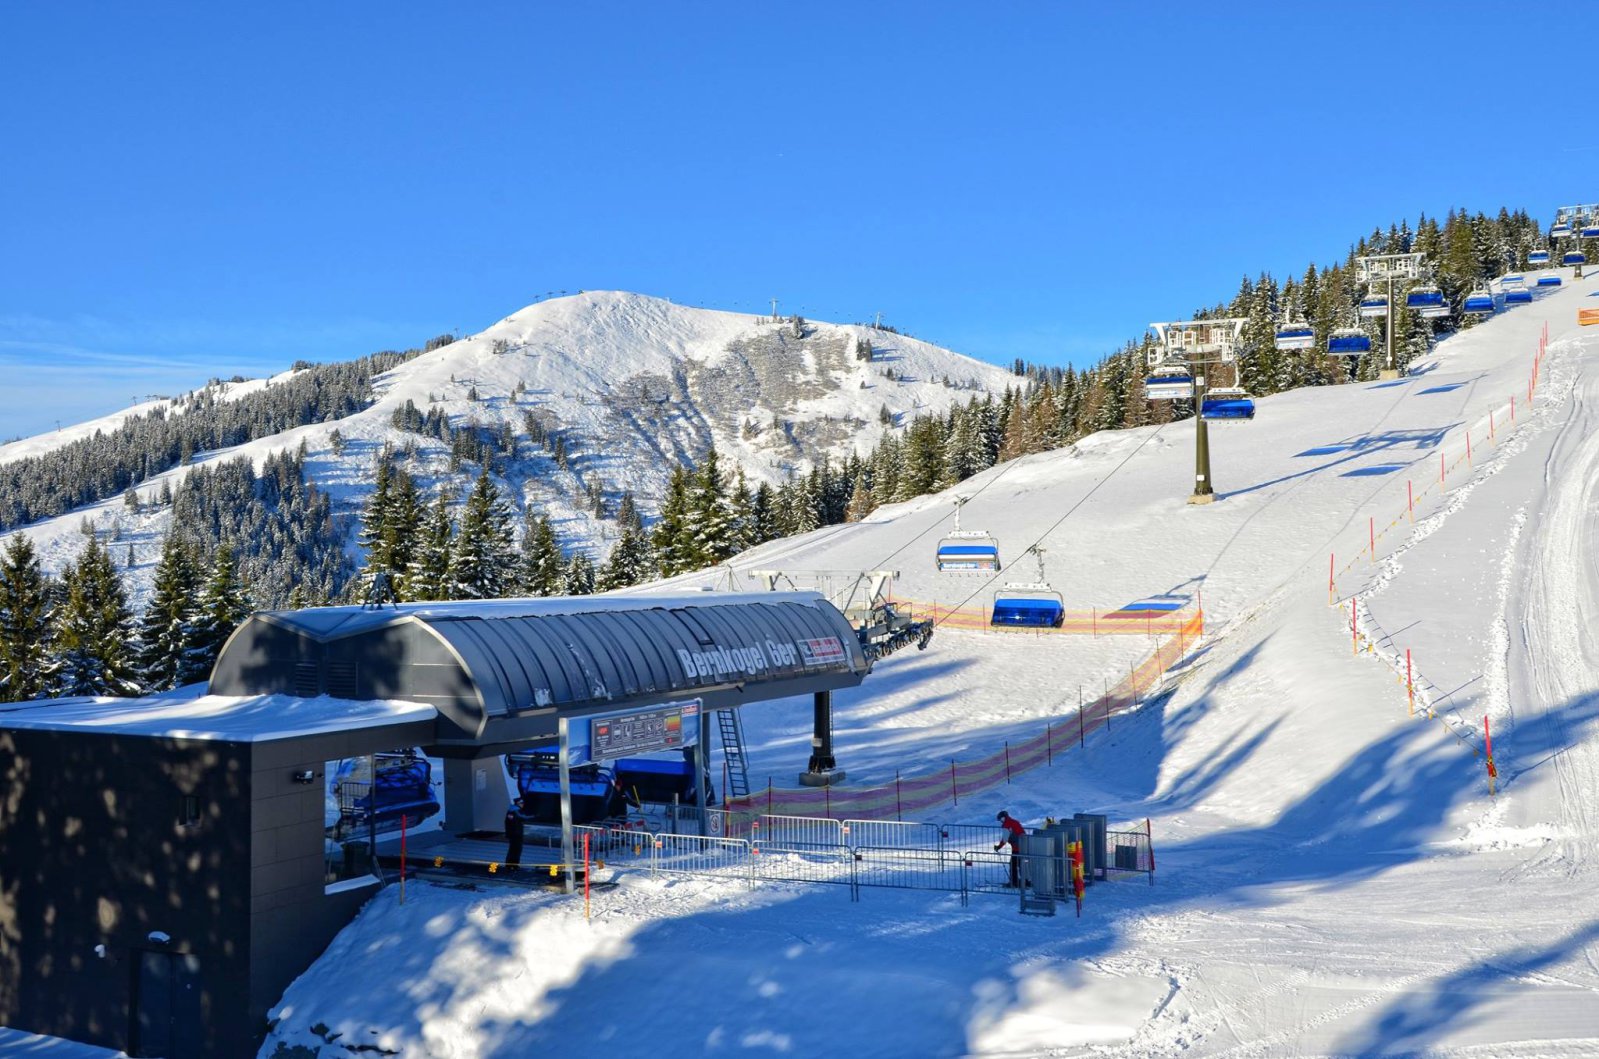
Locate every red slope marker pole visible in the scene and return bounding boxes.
[1484,715,1498,798]
[1370,516,1376,563]
[1406,648,1414,717]
[1329,552,1336,605]
[1407,480,1414,523]
[1467,431,1473,466]
[1440,451,1446,485]
[1490,409,1496,442]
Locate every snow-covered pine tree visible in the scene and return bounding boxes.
[597,494,655,590]
[449,469,518,599]
[405,488,455,602]
[651,466,694,578]
[136,533,202,692]
[0,533,59,702]
[189,544,252,680]
[688,447,734,568]
[53,535,140,697]
[563,553,596,595]
[520,514,565,596]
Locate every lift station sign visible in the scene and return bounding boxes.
[567,699,701,766]
[675,635,847,679]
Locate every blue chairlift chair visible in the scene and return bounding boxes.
[990,590,1066,629]
[936,536,1000,572]
[1274,323,1315,351]
[990,548,1064,629]
[1463,289,1496,314]
[1358,293,1389,318]
[350,752,440,835]
[1144,372,1194,401]
[1563,250,1587,266]
[1200,387,1256,421]
[1552,222,1573,239]
[1406,286,1450,318]
[1537,275,1563,287]
[1529,249,1551,265]
[1327,328,1373,355]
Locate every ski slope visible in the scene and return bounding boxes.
[254,272,1599,1057]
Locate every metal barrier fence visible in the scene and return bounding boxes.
[753,814,843,852]
[1105,829,1155,879]
[652,833,753,885]
[843,819,941,850]
[849,846,967,901]
[730,609,1203,821]
[562,813,1152,911]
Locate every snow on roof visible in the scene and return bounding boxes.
[257,591,835,639]
[0,692,436,742]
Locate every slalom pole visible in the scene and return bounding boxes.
[1406,649,1414,717]
[1484,715,1498,797]
[1370,517,1376,563]
[1407,481,1413,523]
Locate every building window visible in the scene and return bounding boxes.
[323,755,380,892]
[179,794,201,828]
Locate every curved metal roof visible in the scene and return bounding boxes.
[211,593,870,748]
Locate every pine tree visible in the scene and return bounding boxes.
[189,544,251,679]
[844,473,873,522]
[450,469,518,599]
[651,466,695,577]
[136,533,202,692]
[598,495,656,590]
[563,553,596,595]
[406,488,455,601]
[53,536,139,697]
[520,514,565,596]
[0,534,58,702]
[688,447,734,568]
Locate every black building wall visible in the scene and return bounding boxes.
[0,727,253,1056]
[0,716,435,1057]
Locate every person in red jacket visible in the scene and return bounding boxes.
[994,810,1026,887]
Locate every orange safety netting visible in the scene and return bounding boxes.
[898,599,1199,635]
[730,608,1204,820]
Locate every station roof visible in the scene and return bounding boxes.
[0,693,437,743]
[209,592,871,751]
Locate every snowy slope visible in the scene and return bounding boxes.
[6,292,1017,607]
[262,273,1599,1057]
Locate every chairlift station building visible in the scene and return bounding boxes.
[0,593,869,1057]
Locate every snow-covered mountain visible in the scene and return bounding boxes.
[5,291,1018,604]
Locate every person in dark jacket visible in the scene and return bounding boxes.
[504,796,528,869]
[994,810,1026,887]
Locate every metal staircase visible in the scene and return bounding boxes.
[717,709,751,800]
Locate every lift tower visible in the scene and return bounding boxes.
[1355,252,1425,380]
[1147,318,1247,505]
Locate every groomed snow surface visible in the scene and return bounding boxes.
[252,275,1599,1057]
[17,277,1593,1056]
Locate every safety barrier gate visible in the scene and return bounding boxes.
[574,814,1155,913]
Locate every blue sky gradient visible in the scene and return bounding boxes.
[1,1,1587,439]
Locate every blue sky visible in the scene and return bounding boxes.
[1,1,1587,440]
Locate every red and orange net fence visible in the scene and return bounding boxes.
[730,607,1204,820]
[903,599,1200,635]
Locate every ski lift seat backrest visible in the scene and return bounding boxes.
[991,595,1064,628]
[1564,251,1587,266]
[1537,275,1562,287]
[1463,293,1495,313]
[937,539,999,571]
[1200,393,1255,421]
[1583,224,1599,239]
[1505,288,1533,304]
[1406,288,1444,309]
[354,756,440,830]
[1529,250,1550,264]
[1327,330,1372,355]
